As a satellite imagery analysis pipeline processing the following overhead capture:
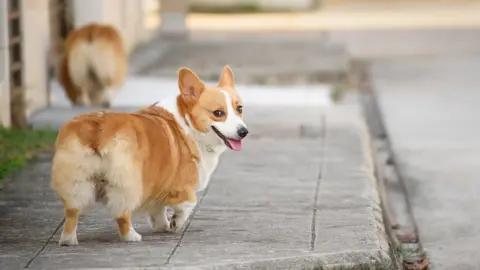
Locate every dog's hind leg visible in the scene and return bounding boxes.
[88,87,111,108]
[51,146,99,246]
[115,211,141,242]
[102,145,143,242]
[104,184,143,242]
[55,176,96,246]
[60,206,81,246]
[73,90,90,106]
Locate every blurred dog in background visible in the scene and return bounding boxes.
[57,23,127,107]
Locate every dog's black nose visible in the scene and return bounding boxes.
[237,127,249,138]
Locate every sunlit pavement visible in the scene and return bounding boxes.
[141,2,480,32]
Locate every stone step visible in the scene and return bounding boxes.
[130,32,351,85]
[32,80,333,131]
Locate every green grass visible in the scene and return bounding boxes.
[0,127,57,182]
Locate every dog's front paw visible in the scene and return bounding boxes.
[59,232,79,246]
[147,215,172,233]
[170,214,187,232]
[120,229,142,242]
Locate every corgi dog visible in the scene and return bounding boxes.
[57,23,127,107]
[51,66,248,245]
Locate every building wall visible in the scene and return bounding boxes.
[21,0,51,117]
[0,1,10,127]
[0,0,162,127]
[72,0,149,53]
[122,0,142,50]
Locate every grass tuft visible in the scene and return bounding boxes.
[0,127,57,182]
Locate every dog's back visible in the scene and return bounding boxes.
[51,107,199,210]
[51,106,200,244]
[58,23,127,107]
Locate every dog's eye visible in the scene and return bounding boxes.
[236,105,243,114]
[213,110,225,118]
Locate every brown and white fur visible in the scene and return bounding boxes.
[57,23,127,107]
[51,66,248,245]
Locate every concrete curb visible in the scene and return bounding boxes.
[321,106,395,269]
[356,61,429,270]
[68,249,392,270]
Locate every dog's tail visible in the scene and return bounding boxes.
[66,24,127,91]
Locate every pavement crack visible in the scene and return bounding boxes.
[24,218,65,268]
[310,113,327,251]
[164,184,212,265]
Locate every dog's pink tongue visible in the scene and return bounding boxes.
[227,139,243,151]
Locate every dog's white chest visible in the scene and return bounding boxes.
[158,98,224,191]
[196,146,221,191]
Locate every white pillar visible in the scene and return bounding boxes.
[121,0,144,52]
[73,0,144,51]
[0,0,10,127]
[21,0,50,117]
[72,0,123,29]
[72,0,108,27]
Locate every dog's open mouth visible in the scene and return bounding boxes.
[211,126,243,151]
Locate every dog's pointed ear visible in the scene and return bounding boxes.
[178,67,204,104]
[218,65,235,88]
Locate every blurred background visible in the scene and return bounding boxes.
[2,0,480,269]
[2,0,480,127]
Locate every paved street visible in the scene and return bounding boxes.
[320,10,480,268]
[370,54,480,269]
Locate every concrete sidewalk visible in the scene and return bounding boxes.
[1,101,394,269]
[369,54,480,269]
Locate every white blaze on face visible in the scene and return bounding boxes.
[211,90,247,151]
